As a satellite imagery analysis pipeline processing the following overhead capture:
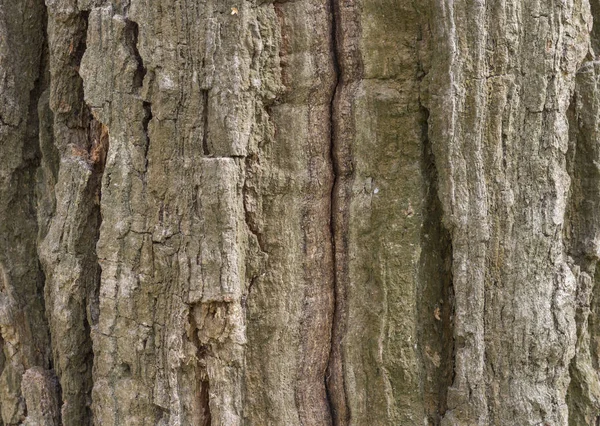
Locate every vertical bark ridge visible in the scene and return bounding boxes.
[39,4,106,424]
[243,1,336,424]
[427,3,489,422]
[565,60,600,425]
[329,0,445,424]
[82,2,213,423]
[0,1,53,423]
[565,8,600,423]
[80,1,280,424]
[426,1,592,424]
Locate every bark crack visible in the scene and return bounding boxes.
[142,101,152,172]
[325,0,346,423]
[415,18,456,422]
[123,19,146,89]
[202,90,210,156]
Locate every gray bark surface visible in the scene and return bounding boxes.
[1,0,600,425]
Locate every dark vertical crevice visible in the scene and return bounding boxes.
[26,3,54,371]
[325,0,340,422]
[242,158,266,254]
[202,91,210,156]
[74,17,99,425]
[72,116,107,425]
[417,102,455,425]
[198,377,211,426]
[70,11,90,69]
[142,100,153,172]
[186,309,212,426]
[242,151,267,312]
[124,19,146,89]
[87,117,108,331]
[325,0,349,423]
[34,8,65,422]
[126,16,152,176]
[414,7,455,421]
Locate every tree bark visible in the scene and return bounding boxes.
[1,0,600,425]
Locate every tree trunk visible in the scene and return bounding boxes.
[1,0,600,424]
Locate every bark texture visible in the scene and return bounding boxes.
[2,0,600,425]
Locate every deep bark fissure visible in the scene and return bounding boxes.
[142,100,152,170]
[124,19,146,89]
[242,152,266,315]
[414,10,457,420]
[326,0,340,424]
[202,90,210,156]
[242,153,266,255]
[71,11,90,70]
[187,308,212,425]
[27,9,50,345]
[325,0,350,423]
[417,100,456,424]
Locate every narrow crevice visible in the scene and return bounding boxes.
[241,139,268,313]
[70,11,90,70]
[81,310,94,420]
[325,0,347,423]
[241,174,265,311]
[124,19,146,89]
[413,10,458,421]
[242,154,266,254]
[32,13,65,424]
[142,101,153,171]
[198,377,211,426]
[417,102,455,424]
[187,308,212,426]
[202,90,210,156]
[81,118,108,424]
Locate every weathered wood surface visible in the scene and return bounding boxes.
[1,0,600,424]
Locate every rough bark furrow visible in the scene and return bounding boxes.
[417,102,455,425]
[327,0,361,422]
[326,0,343,421]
